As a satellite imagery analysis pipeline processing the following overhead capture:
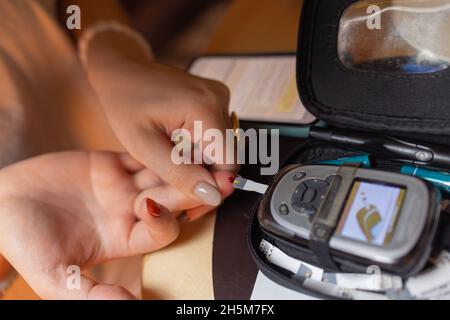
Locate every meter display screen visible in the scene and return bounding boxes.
[336,180,406,246]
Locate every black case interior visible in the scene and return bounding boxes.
[248,141,445,299]
[297,0,450,145]
[247,0,450,299]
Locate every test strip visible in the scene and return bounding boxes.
[260,240,324,281]
[303,278,388,300]
[233,176,268,194]
[406,251,450,299]
[259,240,403,295]
[322,273,403,292]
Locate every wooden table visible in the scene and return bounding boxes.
[142,0,303,300]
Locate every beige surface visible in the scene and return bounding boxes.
[142,0,303,300]
[142,214,216,300]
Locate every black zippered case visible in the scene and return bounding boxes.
[297,0,450,146]
[247,0,450,299]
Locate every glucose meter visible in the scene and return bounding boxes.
[258,165,442,274]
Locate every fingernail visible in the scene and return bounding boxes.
[146,199,161,217]
[194,182,221,206]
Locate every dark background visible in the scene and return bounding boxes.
[120,0,230,68]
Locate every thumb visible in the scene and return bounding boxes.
[85,282,136,300]
[186,171,237,221]
[76,275,137,300]
[31,268,137,300]
[132,131,223,207]
[128,196,180,255]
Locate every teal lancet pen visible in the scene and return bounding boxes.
[318,154,371,168]
[401,165,450,194]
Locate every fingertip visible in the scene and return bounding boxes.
[212,171,237,197]
[88,284,136,300]
[146,198,162,218]
[144,199,180,243]
[131,197,180,252]
[184,171,237,222]
[135,196,169,222]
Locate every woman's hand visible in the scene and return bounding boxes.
[83,33,238,220]
[0,151,234,299]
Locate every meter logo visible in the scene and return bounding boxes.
[356,193,382,242]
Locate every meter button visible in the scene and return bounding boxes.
[297,203,316,215]
[293,171,306,181]
[415,150,432,162]
[293,182,307,198]
[300,203,317,215]
[291,199,316,215]
[304,179,328,190]
[312,194,324,211]
[302,188,317,203]
[292,179,330,215]
[279,203,289,216]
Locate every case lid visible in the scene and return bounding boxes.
[296,0,450,145]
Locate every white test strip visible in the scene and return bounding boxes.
[406,251,450,299]
[260,240,324,281]
[259,240,403,294]
[323,273,403,292]
[233,176,268,194]
[303,278,388,300]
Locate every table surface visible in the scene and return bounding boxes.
[141,0,303,300]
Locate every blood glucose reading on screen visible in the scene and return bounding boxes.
[336,180,406,246]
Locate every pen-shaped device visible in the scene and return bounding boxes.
[309,127,450,171]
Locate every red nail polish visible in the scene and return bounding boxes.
[146,199,161,217]
[228,176,236,184]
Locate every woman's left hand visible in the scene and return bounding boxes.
[0,151,234,299]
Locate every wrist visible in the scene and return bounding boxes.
[86,31,153,72]
[79,22,155,89]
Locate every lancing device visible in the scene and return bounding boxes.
[401,165,450,194]
[318,154,371,168]
[309,127,450,171]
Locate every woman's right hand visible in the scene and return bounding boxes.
[84,31,239,221]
